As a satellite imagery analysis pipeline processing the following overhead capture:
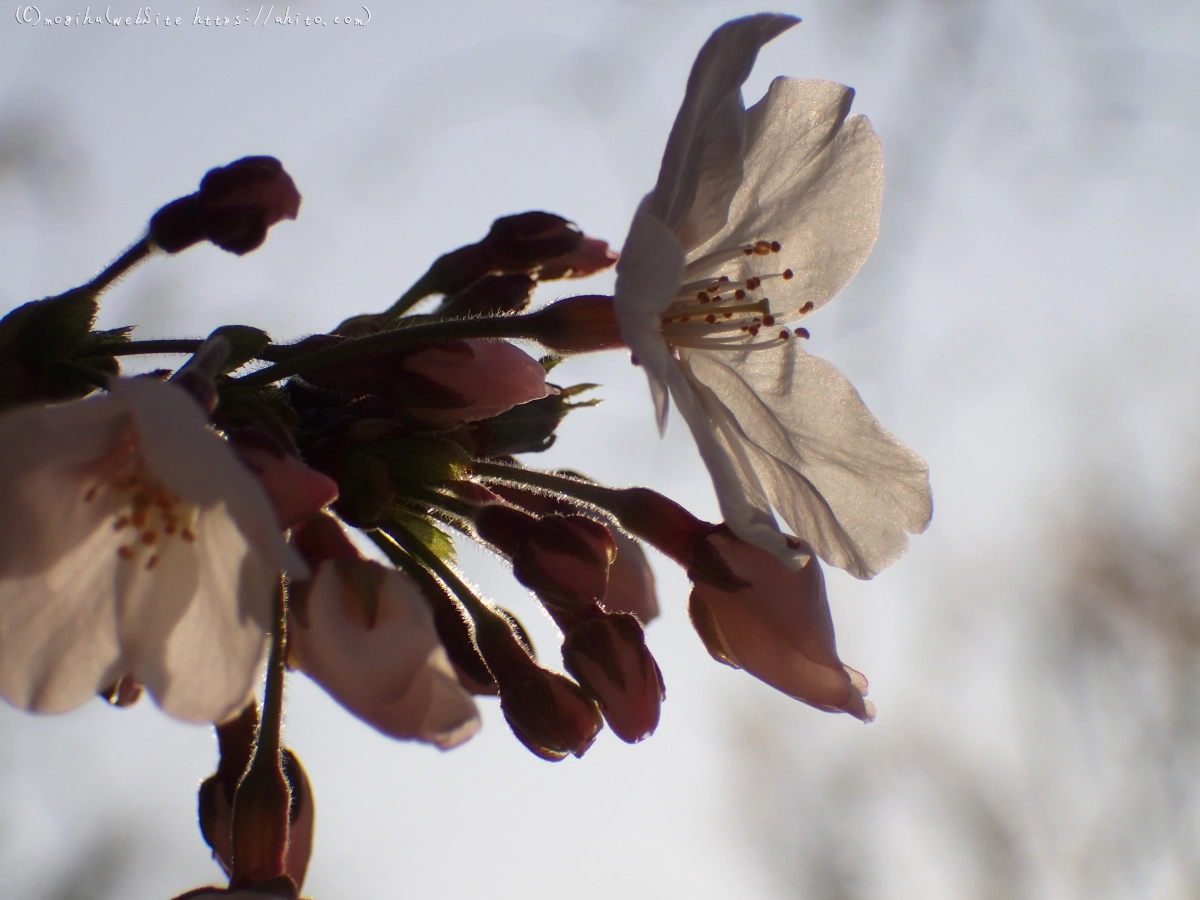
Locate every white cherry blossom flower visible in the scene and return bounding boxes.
[613,13,931,577]
[288,557,481,750]
[0,377,305,722]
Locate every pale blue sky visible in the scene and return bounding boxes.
[1,1,1198,897]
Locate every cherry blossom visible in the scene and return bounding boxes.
[613,14,931,577]
[0,377,303,722]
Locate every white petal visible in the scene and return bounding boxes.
[665,362,808,568]
[681,345,931,579]
[0,523,126,713]
[110,378,306,579]
[645,14,799,237]
[132,506,272,723]
[687,78,884,320]
[290,561,480,747]
[614,208,687,431]
[0,397,131,711]
[0,394,127,576]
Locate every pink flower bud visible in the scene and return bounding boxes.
[474,505,615,610]
[233,441,338,530]
[402,339,549,426]
[562,608,664,743]
[688,529,873,721]
[497,665,605,762]
[524,295,627,354]
[604,530,659,624]
[472,612,603,760]
[537,237,619,280]
[425,212,587,295]
[149,156,301,255]
[287,558,480,749]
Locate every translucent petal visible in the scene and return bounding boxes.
[0,522,125,713]
[666,362,806,568]
[686,78,884,321]
[645,14,799,236]
[690,532,871,719]
[0,394,128,577]
[110,378,303,578]
[682,345,932,579]
[290,561,480,748]
[614,208,687,431]
[136,506,273,723]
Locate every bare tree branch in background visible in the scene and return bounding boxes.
[736,481,1200,899]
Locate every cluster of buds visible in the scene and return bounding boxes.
[0,15,934,885]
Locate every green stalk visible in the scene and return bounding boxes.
[234,314,541,388]
[372,526,495,623]
[85,236,154,295]
[470,460,621,516]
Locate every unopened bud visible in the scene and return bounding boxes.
[468,383,599,458]
[561,608,664,743]
[687,529,874,722]
[472,611,602,760]
[474,506,614,610]
[524,295,625,354]
[537,236,619,281]
[604,530,660,624]
[401,340,548,425]
[99,674,143,707]
[425,212,585,296]
[229,750,291,889]
[232,436,338,531]
[149,156,301,255]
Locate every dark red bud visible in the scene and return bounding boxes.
[536,236,619,281]
[562,609,664,743]
[472,503,539,558]
[524,295,627,354]
[99,675,143,707]
[498,667,604,761]
[150,156,300,256]
[425,212,585,296]
[291,511,361,569]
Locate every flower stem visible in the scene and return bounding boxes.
[379,271,440,324]
[259,579,288,760]
[471,460,711,564]
[372,525,495,624]
[471,461,620,516]
[234,314,542,388]
[105,339,204,357]
[84,236,154,296]
[229,579,290,889]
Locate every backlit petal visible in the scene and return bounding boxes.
[682,344,931,578]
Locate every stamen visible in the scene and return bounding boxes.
[146,555,159,571]
[117,546,134,561]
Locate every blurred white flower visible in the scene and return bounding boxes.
[0,377,304,722]
[614,14,931,577]
[288,556,481,750]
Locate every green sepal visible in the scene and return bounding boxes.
[208,325,271,373]
[366,434,472,497]
[387,507,457,563]
[0,287,98,362]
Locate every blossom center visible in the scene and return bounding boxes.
[658,240,808,352]
[83,436,200,571]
